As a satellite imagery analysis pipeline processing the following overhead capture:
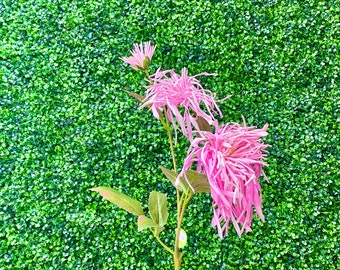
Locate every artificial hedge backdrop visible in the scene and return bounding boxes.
[1,0,339,269]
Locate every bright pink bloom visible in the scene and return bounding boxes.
[178,120,269,238]
[121,41,156,70]
[140,68,227,141]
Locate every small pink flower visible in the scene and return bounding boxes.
[121,41,156,70]
[140,68,228,141]
[178,120,269,238]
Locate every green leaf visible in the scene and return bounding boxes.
[159,166,188,192]
[125,91,163,118]
[148,191,168,227]
[91,187,144,216]
[137,215,163,232]
[160,166,210,193]
[196,116,212,132]
[126,90,146,103]
[185,170,210,193]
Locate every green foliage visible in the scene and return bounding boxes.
[137,215,160,232]
[91,187,144,216]
[148,191,169,228]
[160,166,210,193]
[1,0,339,269]
[184,170,211,194]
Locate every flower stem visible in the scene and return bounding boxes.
[161,107,194,270]
[144,69,150,79]
[151,228,174,255]
[173,190,193,270]
[164,111,177,174]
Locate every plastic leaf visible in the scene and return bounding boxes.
[185,170,210,193]
[126,91,146,103]
[160,166,188,192]
[137,215,163,232]
[91,187,144,216]
[148,191,169,227]
[196,116,212,132]
[126,91,163,117]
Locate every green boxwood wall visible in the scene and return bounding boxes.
[1,0,339,269]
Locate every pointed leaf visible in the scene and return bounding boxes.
[185,170,210,193]
[91,187,144,216]
[148,191,169,227]
[159,166,188,192]
[126,91,146,103]
[196,116,212,132]
[160,166,210,193]
[125,91,164,119]
[138,215,161,232]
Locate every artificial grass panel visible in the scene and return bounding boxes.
[1,0,339,269]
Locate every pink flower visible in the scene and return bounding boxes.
[140,68,228,141]
[121,41,156,70]
[178,120,269,238]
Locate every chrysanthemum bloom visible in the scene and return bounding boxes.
[178,120,269,238]
[120,41,156,70]
[140,68,228,141]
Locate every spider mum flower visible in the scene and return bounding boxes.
[178,120,269,238]
[121,41,156,70]
[140,68,228,141]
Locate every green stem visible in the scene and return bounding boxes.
[173,190,193,270]
[142,67,186,268]
[152,229,174,255]
[161,111,183,269]
[158,97,195,270]
[144,69,150,79]
[164,112,177,174]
